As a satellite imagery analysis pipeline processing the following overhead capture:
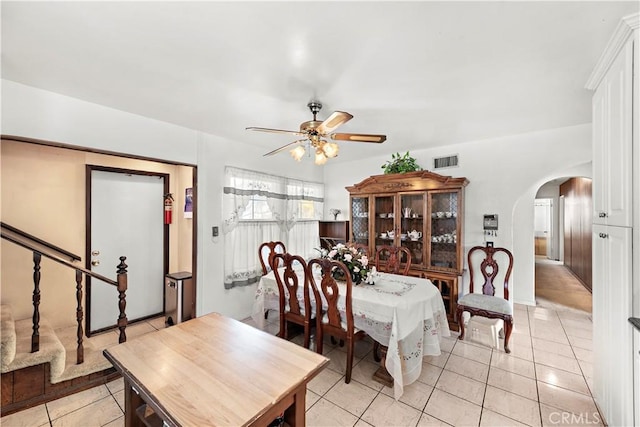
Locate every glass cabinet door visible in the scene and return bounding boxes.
[399,192,426,269]
[350,196,370,248]
[373,195,395,254]
[427,190,460,272]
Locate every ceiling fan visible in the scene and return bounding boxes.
[246,101,386,165]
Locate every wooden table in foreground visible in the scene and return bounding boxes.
[104,312,329,427]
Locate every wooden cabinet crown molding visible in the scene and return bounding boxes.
[346,170,469,194]
[585,12,639,90]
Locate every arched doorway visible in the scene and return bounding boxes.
[534,177,592,313]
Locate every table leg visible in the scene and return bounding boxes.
[283,384,306,426]
[372,345,394,388]
[123,379,144,427]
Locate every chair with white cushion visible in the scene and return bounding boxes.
[456,245,514,353]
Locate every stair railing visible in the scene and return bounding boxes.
[1,227,128,365]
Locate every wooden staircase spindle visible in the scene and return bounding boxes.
[116,256,128,344]
[31,251,41,353]
[75,269,84,364]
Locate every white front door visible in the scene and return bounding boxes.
[88,168,166,333]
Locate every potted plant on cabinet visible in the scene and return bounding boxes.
[381,151,422,174]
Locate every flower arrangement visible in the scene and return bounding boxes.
[319,243,376,285]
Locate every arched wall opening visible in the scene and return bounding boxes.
[511,162,592,308]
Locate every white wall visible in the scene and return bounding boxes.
[1,81,198,164]
[1,79,594,315]
[1,80,322,320]
[323,125,592,306]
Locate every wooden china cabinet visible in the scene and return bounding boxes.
[346,170,469,330]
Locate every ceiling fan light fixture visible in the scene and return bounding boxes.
[251,100,386,165]
[314,150,328,165]
[290,145,306,161]
[323,142,339,158]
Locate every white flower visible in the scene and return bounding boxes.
[328,250,338,258]
[353,266,360,273]
[344,253,353,262]
[361,255,368,267]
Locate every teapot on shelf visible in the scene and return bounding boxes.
[387,230,395,238]
[408,230,422,240]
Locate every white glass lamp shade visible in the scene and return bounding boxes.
[314,150,328,165]
[323,142,339,158]
[290,145,306,161]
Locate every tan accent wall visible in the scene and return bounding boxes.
[1,140,193,329]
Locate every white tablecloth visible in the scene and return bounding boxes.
[251,270,450,399]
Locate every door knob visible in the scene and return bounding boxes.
[91,250,100,256]
[91,259,100,266]
[599,233,608,239]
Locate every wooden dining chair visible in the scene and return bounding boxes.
[349,242,370,258]
[375,245,412,275]
[258,241,286,275]
[456,245,514,353]
[307,257,368,383]
[272,252,314,349]
[259,241,286,320]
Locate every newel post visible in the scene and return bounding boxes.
[31,252,41,353]
[116,256,128,343]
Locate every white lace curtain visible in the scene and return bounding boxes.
[222,166,323,289]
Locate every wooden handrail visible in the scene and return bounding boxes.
[1,222,82,262]
[1,228,127,364]
[1,232,117,286]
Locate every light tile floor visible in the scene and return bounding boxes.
[1,305,600,427]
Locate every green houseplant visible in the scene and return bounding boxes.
[381,151,422,174]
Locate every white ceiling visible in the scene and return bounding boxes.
[2,1,638,162]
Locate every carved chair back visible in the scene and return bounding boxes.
[271,252,313,348]
[307,257,366,383]
[258,241,286,275]
[375,245,412,276]
[468,245,514,300]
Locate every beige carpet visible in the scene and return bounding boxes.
[0,304,119,384]
[535,257,592,314]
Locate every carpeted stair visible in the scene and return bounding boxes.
[1,304,116,384]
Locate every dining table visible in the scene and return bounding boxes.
[104,312,329,427]
[252,268,450,400]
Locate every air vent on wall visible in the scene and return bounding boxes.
[433,154,459,169]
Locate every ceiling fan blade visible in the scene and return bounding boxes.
[316,111,353,135]
[247,126,305,137]
[330,133,387,143]
[263,139,306,157]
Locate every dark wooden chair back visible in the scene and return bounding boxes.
[307,257,366,383]
[272,252,313,348]
[350,242,370,258]
[457,245,515,353]
[468,245,514,300]
[258,241,286,275]
[375,245,412,275]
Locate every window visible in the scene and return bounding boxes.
[222,167,324,289]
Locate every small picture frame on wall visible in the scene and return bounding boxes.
[184,187,193,219]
